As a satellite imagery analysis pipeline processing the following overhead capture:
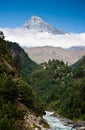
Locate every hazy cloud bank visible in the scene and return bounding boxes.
[0,27,85,48]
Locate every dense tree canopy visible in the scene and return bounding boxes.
[29,59,85,120]
[0,39,44,129]
[0,34,85,130]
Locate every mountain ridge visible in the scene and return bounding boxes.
[23,45,85,65]
[68,46,85,51]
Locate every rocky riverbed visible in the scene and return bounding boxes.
[43,111,85,130]
[22,110,85,130]
[56,116,85,130]
[73,121,85,130]
[43,111,75,130]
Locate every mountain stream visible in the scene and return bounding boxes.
[43,111,76,130]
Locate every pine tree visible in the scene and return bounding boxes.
[0,31,5,40]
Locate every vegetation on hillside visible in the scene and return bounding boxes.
[0,34,44,129]
[0,30,85,130]
[29,59,85,120]
[0,31,5,40]
[6,41,38,78]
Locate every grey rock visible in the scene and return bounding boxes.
[76,127,85,130]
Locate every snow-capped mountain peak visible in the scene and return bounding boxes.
[23,16,65,34]
[29,16,44,23]
[23,16,44,26]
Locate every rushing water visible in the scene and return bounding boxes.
[43,111,76,130]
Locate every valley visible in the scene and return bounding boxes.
[0,15,85,130]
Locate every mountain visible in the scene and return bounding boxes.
[23,46,85,65]
[23,16,65,34]
[1,16,85,49]
[1,31,85,127]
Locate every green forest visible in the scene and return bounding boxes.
[0,32,44,129]
[29,58,85,120]
[0,31,85,129]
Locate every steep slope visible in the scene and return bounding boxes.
[72,56,85,78]
[0,38,44,129]
[23,46,85,65]
[23,16,65,34]
[5,41,38,78]
[72,55,85,67]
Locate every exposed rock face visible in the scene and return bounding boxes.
[23,16,65,34]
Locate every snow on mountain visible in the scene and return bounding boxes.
[0,16,85,48]
[23,16,65,34]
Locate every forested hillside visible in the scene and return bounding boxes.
[0,31,85,129]
[29,58,85,120]
[0,34,44,129]
[5,40,38,79]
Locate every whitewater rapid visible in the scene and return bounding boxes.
[43,111,76,130]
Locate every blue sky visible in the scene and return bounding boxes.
[0,0,85,33]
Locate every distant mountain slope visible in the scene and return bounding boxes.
[23,46,85,65]
[6,41,38,78]
[72,56,85,78]
[72,56,85,69]
[68,46,85,51]
[23,16,65,34]
[73,55,85,67]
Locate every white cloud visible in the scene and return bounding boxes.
[0,27,85,48]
